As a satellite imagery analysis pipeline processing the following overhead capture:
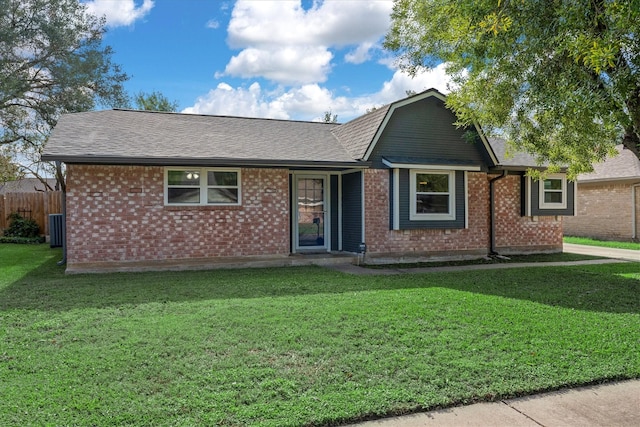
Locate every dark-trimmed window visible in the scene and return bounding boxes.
[539,174,566,209]
[165,168,241,206]
[409,169,455,220]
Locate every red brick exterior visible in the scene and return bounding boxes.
[65,165,290,269]
[492,175,563,253]
[65,165,563,271]
[563,181,640,241]
[363,170,562,261]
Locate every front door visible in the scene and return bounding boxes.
[295,175,328,251]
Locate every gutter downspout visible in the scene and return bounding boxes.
[632,182,640,240]
[489,170,509,255]
[56,161,67,266]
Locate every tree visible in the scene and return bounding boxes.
[323,110,338,123]
[385,0,640,178]
[134,91,179,112]
[0,148,23,184]
[0,0,130,189]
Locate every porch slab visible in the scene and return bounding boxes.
[65,252,358,274]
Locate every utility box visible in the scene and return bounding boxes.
[49,214,64,248]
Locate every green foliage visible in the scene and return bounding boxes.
[385,0,640,178]
[1,244,639,426]
[134,90,179,112]
[3,212,40,238]
[0,0,129,186]
[322,110,338,123]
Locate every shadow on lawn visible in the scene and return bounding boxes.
[1,253,639,314]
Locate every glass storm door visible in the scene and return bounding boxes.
[295,176,328,250]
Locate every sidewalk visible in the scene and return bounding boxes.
[563,243,639,262]
[346,379,640,427]
[329,243,637,275]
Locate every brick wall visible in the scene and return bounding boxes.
[363,170,562,260]
[493,175,563,253]
[563,181,639,241]
[66,165,290,267]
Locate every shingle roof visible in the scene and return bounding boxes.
[43,92,545,170]
[331,104,391,160]
[0,178,57,194]
[578,145,640,182]
[488,138,540,169]
[42,110,362,167]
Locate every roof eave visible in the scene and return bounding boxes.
[41,154,370,169]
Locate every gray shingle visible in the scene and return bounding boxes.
[43,110,360,166]
[331,105,391,160]
[578,145,640,182]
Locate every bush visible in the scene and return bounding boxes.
[0,236,45,244]
[4,212,40,238]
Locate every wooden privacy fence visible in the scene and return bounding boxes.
[0,192,63,236]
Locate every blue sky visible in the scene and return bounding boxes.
[85,0,452,122]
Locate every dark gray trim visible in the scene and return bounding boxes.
[341,171,363,252]
[394,169,466,229]
[330,175,339,251]
[42,155,370,169]
[524,175,576,216]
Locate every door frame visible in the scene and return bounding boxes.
[292,173,330,253]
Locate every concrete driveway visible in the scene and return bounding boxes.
[563,243,639,262]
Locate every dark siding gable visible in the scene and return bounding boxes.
[368,96,493,169]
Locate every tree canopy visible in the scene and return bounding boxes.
[0,0,129,186]
[385,0,640,178]
[134,91,179,112]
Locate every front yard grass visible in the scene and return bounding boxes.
[1,244,639,426]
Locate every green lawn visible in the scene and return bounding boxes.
[564,236,640,251]
[1,244,639,426]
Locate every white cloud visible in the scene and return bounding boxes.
[225,46,333,85]
[183,64,456,122]
[85,0,154,27]
[206,19,220,29]
[221,0,393,85]
[182,82,289,119]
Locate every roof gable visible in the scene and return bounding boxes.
[333,89,498,166]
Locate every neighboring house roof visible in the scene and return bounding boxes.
[0,178,57,194]
[42,89,542,170]
[489,138,540,170]
[578,145,640,183]
[43,110,361,168]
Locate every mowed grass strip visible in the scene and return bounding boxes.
[1,244,639,426]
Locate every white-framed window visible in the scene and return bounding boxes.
[164,168,241,206]
[539,174,567,209]
[409,169,456,220]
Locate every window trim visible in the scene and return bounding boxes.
[409,169,456,221]
[164,167,241,206]
[539,174,567,209]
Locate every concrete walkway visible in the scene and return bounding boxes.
[329,243,638,275]
[563,243,639,262]
[346,379,640,427]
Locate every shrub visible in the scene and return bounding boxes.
[4,212,40,238]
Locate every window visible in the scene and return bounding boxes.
[165,168,240,206]
[539,174,566,209]
[409,169,455,220]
